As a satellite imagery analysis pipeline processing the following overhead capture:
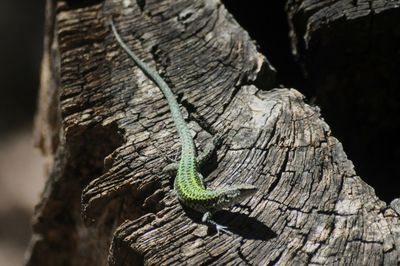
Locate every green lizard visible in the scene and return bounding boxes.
[111,20,257,234]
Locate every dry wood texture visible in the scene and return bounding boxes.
[286,0,400,203]
[27,0,400,265]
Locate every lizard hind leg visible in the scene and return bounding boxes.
[202,211,232,236]
[197,134,223,168]
[196,172,206,189]
[161,150,180,164]
[161,150,180,176]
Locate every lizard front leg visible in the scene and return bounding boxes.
[165,134,222,176]
[202,211,232,235]
[161,149,179,176]
[197,134,223,168]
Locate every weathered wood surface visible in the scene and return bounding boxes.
[286,0,400,203]
[27,0,400,265]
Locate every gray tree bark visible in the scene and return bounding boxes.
[27,0,400,265]
[286,0,400,203]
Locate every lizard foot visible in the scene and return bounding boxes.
[202,211,232,236]
[214,222,233,236]
[161,151,179,164]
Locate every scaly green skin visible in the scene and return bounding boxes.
[111,21,257,231]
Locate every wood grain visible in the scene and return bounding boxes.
[26,0,400,265]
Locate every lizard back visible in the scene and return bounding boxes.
[111,21,257,215]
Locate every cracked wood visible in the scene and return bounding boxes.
[27,0,400,265]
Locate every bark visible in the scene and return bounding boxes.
[286,0,400,203]
[27,0,400,265]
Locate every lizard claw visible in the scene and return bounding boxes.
[215,224,232,236]
[162,152,179,164]
[202,212,232,236]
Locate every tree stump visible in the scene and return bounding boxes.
[286,0,400,202]
[27,0,400,265]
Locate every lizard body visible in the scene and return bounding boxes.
[110,20,257,233]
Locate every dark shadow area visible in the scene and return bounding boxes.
[65,0,104,9]
[182,206,276,240]
[211,210,277,240]
[300,12,400,203]
[222,1,400,204]
[0,0,45,133]
[221,0,307,95]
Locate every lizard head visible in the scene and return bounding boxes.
[216,184,257,209]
